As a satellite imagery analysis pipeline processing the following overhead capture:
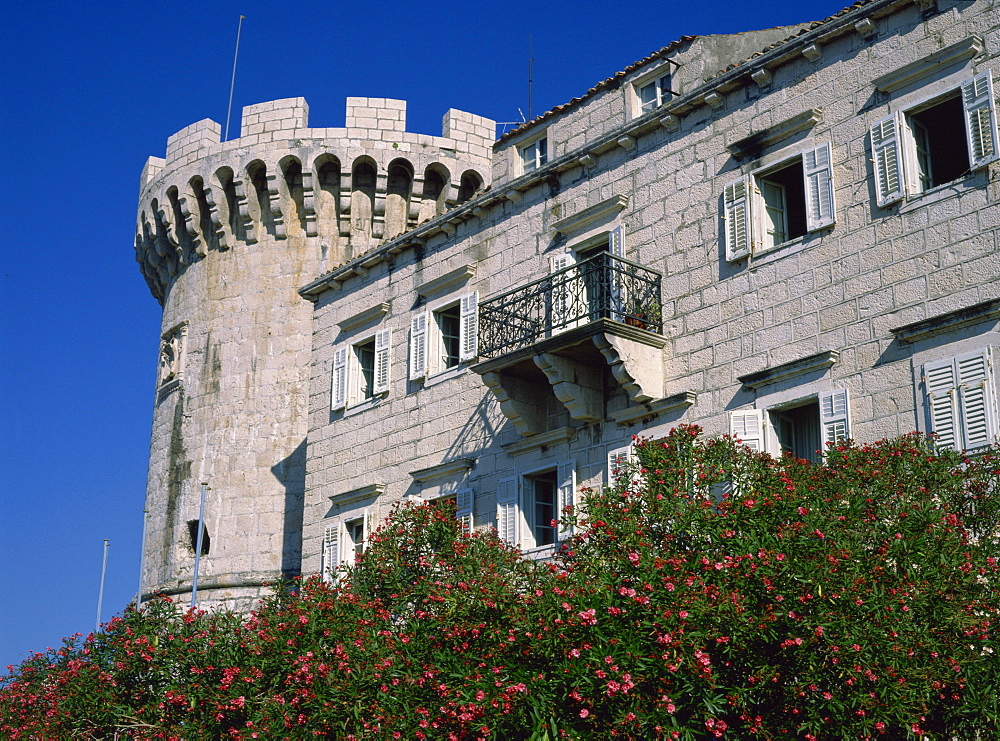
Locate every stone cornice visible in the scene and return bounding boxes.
[727,109,823,159]
[338,302,390,332]
[890,299,1000,343]
[416,265,477,299]
[738,350,839,389]
[872,35,984,94]
[502,427,577,456]
[410,458,476,483]
[611,391,696,425]
[552,195,629,235]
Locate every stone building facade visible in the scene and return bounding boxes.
[137,0,1000,604]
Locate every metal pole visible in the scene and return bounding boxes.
[191,483,209,609]
[528,34,533,121]
[96,539,110,633]
[223,15,246,141]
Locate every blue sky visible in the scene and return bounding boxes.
[0,0,845,672]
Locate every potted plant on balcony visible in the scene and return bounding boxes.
[623,295,661,330]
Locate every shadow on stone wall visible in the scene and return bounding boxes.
[271,439,306,579]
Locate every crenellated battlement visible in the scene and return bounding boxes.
[136,97,495,303]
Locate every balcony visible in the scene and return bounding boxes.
[478,252,663,357]
[474,253,671,436]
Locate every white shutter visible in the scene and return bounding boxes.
[373,329,392,394]
[871,113,905,206]
[409,312,428,380]
[723,175,751,260]
[961,71,999,170]
[556,459,576,539]
[608,225,625,257]
[819,388,851,450]
[331,345,348,410]
[607,226,627,322]
[730,409,764,451]
[322,524,340,583]
[924,356,959,450]
[803,142,836,231]
[456,487,474,535]
[956,349,995,450]
[607,445,632,487]
[459,292,478,362]
[549,253,576,333]
[496,477,518,547]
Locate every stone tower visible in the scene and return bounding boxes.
[136,96,494,609]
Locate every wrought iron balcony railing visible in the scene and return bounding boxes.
[478,251,663,358]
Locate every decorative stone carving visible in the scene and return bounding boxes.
[157,323,187,390]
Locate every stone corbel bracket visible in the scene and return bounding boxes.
[481,371,547,436]
[593,332,666,403]
[534,352,603,422]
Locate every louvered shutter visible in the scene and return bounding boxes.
[723,175,751,260]
[871,113,905,206]
[924,356,959,450]
[557,459,577,539]
[459,292,478,362]
[819,388,851,450]
[456,487,474,535]
[961,71,999,169]
[730,409,764,451]
[607,445,632,487]
[409,312,428,380]
[803,142,836,231]
[322,524,340,583]
[956,349,995,450]
[331,345,348,410]
[607,225,627,321]
[496,477,518,547]
[549,253,576,333]
[373,329,392,394]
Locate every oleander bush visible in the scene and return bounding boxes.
[2,428,997,739]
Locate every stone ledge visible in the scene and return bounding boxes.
[502,426,576,456]
[872,35,984,94]
[410,458,476,483]
[611,391,696,425]
[890,299,1000,344]
[338,302,390,332]
[552,195,629,236]
[727,109,823,159]
[738,350,839,389]
[416,264,477,299]
[331,483,386,506]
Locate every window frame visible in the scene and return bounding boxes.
[870,70,998,207]
[518,133,549,174]
[723,141,836,261]
[332,327,392,411]
[496,460,576,551]
[628,61,677,119]
[409,292,478,382]
[729,388,851,461]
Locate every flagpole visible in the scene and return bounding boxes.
[223,15,246,141]
[96,539,110,632]
[191,483,209,609]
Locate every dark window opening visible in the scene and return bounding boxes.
[186,520,210,555]
[436,305,461,369]
[355,339,376,400]
[770,401,822,464]
[758,159,807,248]
[909,95,969,190]
[527,471,557,547]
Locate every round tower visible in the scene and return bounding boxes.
[136,96,495,610]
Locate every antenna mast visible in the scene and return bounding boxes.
[528,34,534,121]
[223,15,246,142]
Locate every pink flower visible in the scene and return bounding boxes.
[580,709,589,718]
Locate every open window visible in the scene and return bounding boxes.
[729,389,851,463]
[723,142,835,260]
[519,135,548,173]
[923,349,997,452]
[332,328,392,410]
[871,71,998,206]
[409,293,478,381]
[496,460,576,550]
[321,517,368,583]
